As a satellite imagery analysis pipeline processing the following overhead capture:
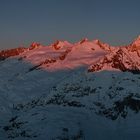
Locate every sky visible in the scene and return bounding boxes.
[0,0,140,49]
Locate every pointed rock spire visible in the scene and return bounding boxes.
[30,42,41,50]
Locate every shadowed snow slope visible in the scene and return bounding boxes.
[0,37,140,139]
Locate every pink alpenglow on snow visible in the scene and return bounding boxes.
[1,36,140,73]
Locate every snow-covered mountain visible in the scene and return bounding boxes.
[0,37,140,140]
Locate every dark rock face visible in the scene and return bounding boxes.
[94,94,140,120]
[88,48,140,74]
[28,58,57,72]
[59,49,71,60]
[0,48,26,61]
[3,115,37,139]
[0,42,41,61]
[52,40,61,50]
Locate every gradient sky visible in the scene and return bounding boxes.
[0,0,140,49]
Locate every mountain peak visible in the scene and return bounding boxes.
[30,42,41,50]
[52,40,72,50]
[94,39,100,44]
[132,35,140,46]
[93,39,111,51]
[128,35,140,52]
[79,38,88,44]
[52,40,65,50]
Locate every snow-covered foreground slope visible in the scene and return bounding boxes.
[0,37,140,139]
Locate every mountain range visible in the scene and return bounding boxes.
[0,36,140,140]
